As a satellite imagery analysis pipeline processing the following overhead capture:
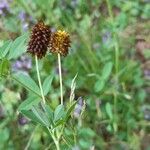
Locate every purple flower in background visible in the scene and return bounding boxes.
[18,11,26,22]
[12,55,32,75]
[18,11,34,31]
[74,97,85,118]
[18,114,29,125]
[0,0,12,16]
[144,70,150,78]
[102,31,111,44]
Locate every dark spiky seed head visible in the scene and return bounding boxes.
[49,30,71,56]
[27,22,51,59]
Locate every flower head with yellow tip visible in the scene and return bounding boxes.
[49,30,71,56]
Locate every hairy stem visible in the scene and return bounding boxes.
[58,53,63,105]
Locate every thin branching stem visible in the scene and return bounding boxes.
[58,53,63,105]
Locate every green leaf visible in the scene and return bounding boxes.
[65,101,77,122]
[54,104,65,122]
[54,119,65,128]
[32,107,50,126]
[79,128,95,137]
[0,59,10,76]
[43,104,54,125]
[94,80,105,92]
[12,73,40,97]
[21,109,46,126]
[102,62,113,80]
[42,75,53,95]
[0,128,9,143]
[63,134,74,147]
[18,96,41,111]
[42,126,51,136]
[0,40,12,59]
[105,102,113,120]
[8,33,28,59]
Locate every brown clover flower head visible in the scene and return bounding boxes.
[27,21,51,58]
[49,30,71,56]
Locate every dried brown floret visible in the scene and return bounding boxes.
[27,22,51,58]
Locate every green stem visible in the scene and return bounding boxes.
[114,35,119,77]
[55,140,60,150]
[35,56,46,104]
[58,125,65,140]
[58,53,63,105]
[105,0,119,76]
[47,128,60,150]
[113,92,117,117]
[35,56,60,148]
[106,0,119,132]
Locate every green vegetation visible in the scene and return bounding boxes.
[0,0,150,149]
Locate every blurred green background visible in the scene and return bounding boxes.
[0,0,150,149]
